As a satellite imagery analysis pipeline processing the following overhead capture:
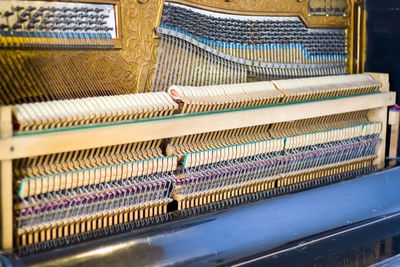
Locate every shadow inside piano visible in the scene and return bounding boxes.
[229,209,400,267]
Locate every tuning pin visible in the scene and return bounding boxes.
[95,8,104,13]
[39,7,50,12]
[32,12,43,18]
[3,11,14,17]
[12,23,22,30]
[26,6,37,12]
[26,24,35,30]
[64,19,74,25]
[20,11,31,18]
[54,19,64,25]
[0,24,10,31]
[84,26,94,32]
[73,7,83,13]
[17,17,28,23]
[45,13,54,19]
[42,19,53,25]
[14,6,24,12]
[38,25,48,31]
[62,7,72,13]
[62,26,73,31]
[77,20,86,25]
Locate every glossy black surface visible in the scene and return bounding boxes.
[230,212,400,266]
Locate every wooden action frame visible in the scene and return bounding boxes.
[0,73,394,251]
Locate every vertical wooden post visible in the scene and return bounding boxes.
[388,107,400,167]
[369,106,388,169]
[367,73,390,170]
[0,106,13,252]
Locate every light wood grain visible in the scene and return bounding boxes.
[368,107,388,169]
[366,73,391,169]
[0,92,395,160]
[388,110,400,167]
[367,72,389,92]
[0,106,13,251]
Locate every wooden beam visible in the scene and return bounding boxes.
[0,92,395,160]
[0,106,13,251]
[366,73,391,169]
[388,108,400,167]
[368,107,388,169]
[367,72,389,92]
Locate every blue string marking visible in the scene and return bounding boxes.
[159,24,347,60]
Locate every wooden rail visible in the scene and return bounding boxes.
[0,92,395,161]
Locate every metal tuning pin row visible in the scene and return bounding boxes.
[152,2,348,91]
[0,2,116,48]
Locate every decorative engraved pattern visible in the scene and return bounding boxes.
[120,0,163,92]
[309,0,347,16]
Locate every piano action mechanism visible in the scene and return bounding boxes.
[0,0,396,257]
